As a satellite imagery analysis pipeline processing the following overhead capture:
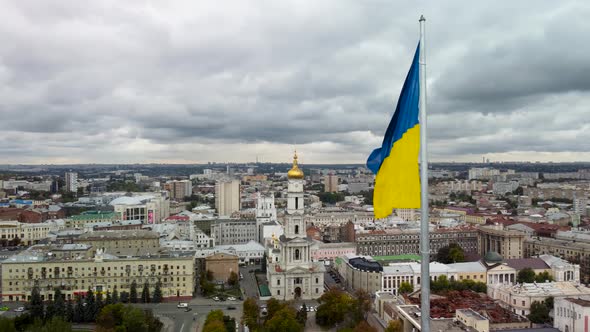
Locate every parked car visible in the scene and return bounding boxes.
[227,306,236,310]
[227,296,236,301]
[184,307,192,312]
[177,302,189,308]
[14,307,25,312]
[307,306,316,312]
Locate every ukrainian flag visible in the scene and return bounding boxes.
[367,43,421,219]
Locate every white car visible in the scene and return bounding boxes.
[227,296,236,301]
[14,307,25,312]
[307,306,316,312]
[177,302,188,308]
[213,296,220,301]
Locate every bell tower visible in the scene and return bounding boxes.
[285,151,305,237]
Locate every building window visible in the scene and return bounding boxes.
[277,279,281,286]
[295,225,299,234]
[295,249,300,260]
[277,290,280,295]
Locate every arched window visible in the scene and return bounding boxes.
[295,225,299,234]
[295,249,300,260]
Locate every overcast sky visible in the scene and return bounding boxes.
[1,1,589,164]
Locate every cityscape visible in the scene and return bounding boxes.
[1,1,590,332]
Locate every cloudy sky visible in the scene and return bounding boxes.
[1,1,589,164]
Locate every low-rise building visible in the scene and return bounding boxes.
[1,250,195,302]
[0,220,61,246]
[554,297,590,332]
[73,230,160,257]
[205,252,239,282]
[488,281,590,316]
[66,211,120,229]
[210,219,257,245]
[310,241,356,262]
[215,240,265,265]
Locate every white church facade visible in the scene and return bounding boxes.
[267,152,325,300]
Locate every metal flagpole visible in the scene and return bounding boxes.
[418,14,430,332]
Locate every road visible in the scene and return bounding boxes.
[240,265,260,300]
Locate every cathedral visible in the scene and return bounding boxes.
[266,152,325,300]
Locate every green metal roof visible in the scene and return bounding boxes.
[373,254,421,262]
[259,284,271,297]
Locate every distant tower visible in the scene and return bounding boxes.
[65,172,78,193]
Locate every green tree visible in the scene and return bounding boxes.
[0,317,17,332]
[266,298,285,321]
[535,271,554,283]
[528,301,550,324]
[53,288,66,319]
[84,288,96,322]
[130,281,138,303]
[296,303,307,325]
[398,282,414,294]
[264,307,303,332]
[353,320,377,332]
[122,306,148,332]
[74,295,84,323]
[203,310,227,332]
[105,291,112,305]
[27,316,73,332]
[353,288,372,322]
[95,293,104,321]
[315,289,355,328]
[65,300,74,322]
[436,243,465,264]
[242,297,260,330]
[141,282,151,303]
[45,301,56,321]
[385,319,403,332]
[29,284,44,319]
[119,291,129,303]
[517,268,536,283]
[112,286,119,303]
[152,280,163,303]
[228,271,239,286]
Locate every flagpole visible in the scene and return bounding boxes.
[418,14,430,332]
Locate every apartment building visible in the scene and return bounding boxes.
[1,251,195,302]
[478,224,526,259]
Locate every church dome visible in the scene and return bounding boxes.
[287,151,304,179]
[484,251,503,264]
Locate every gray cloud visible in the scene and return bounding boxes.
[0,1,589,164]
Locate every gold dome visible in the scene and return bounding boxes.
[287,151,304,179]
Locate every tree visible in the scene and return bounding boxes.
[53,288,66,319]
[315,289,355,328]
[141,282,151,303]
[535,271,554,283]
[28,284,44,319]
[129,281,138,303]
[105,291,112,305]
[65,300,74,323]
[27,317,73,332]
[398,282,414,295]
[385,320,403,332]
[0,317,17,332]
[436,243,465,264]
[228,271,239,286]
[264,307,303,332]
[203,310,227,332]
[353,289,372,322]
[296,304,307,325]
[517,268,536,283]
[84,288,96,322]
[353,320,377,332]
[119,291,129,304]
[45,301,56,321]
[242,297,260,330]
[95,293,104,321]
[112,286,119,304]
[528,300,550,324]
[121,306,148,332]
[152,280,163,303]
[266,298,285,321]
[74,296,84,323]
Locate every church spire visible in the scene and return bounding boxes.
[287,150,304,179]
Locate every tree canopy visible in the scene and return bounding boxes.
[436,243,465,264]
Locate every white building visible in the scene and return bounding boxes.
[0,220,63,245]
[211,219,257,245]
[488,281,590,316]
[381,262,457,295]
[554,297,590,332]
[65,172,78,193]
[215,179,240,217]
[538,254,580,282]
[469,168,500,180]
[215,240,265,265]
[267,152,325,300]
[256,192,278,243]
[574,194,588,216]
[109,192,170,224]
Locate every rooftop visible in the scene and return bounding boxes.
[505,258,550,270]
[77,230,159,240]
[564,297,590,307]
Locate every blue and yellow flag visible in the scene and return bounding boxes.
[367,43,421,219]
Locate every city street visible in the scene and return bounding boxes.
[240,265,260,300]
